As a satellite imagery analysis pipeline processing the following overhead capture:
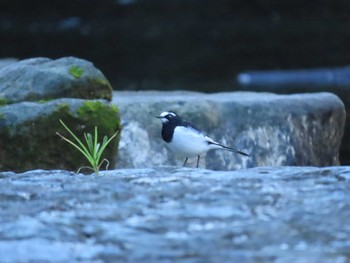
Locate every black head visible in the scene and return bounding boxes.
[156,111,183,142]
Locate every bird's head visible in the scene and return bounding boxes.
[156,111,180,124]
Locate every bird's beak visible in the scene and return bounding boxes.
[155,116,162,119]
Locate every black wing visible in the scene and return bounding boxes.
[180,120,205,136]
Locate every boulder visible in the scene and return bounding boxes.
[0,57,112,105]
[113,91,345,170]
[0,57,120,172]
[0,99,120,173]
[0,166,349,262]
[237,67,350,164]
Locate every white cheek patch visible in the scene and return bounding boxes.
[160,111,176,118]
[161,118,169,123]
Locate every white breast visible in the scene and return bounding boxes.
[167,126,215,157]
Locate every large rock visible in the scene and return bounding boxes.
[113,91,345,170]
[237,67,350,165]
[0,57,120,172]
[0,57,112,105]
[0,99,120,172]
[0,166,349,262]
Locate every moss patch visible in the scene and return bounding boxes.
[69,66,84,79]
[0,100,121,173]
[88,77,110,87]
[0,98,9,106]
[36,98,54,103]
[67,77,113,101]
[86,77,113,101]
[77,101,119,127]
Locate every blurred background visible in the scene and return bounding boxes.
[0,0,350,92]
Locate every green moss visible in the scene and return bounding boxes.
[69,66,84,79]
[0,98,9,106]
[88,77,110,87]
[57,103,71,112]
[0,100,121,173]
[0,102,75,172]
[77,101,120,131]
[36,98,54,103]
[66,77,112,101]
[86,77,113,101]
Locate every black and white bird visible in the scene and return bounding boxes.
[156,111,249,168]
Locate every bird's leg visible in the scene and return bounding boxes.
[183,157,188,167]
[196,155,200,168]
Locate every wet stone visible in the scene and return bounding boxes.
[0,166,349,262]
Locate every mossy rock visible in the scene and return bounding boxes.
[0,57,113,105]
[0,98,121,173]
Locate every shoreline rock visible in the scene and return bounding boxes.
[237,67,350,165]
[0,57,120,172]
[0,99,120,172]
[113,91,346,170]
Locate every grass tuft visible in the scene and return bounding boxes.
[56,119,119,175]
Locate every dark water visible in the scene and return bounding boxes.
[1,0,350,91]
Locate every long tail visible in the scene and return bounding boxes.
[219,144,250,156]
[208,141,250,156]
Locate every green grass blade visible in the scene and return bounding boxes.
[84,133,94,154]
[58,120,96,168]
[94,126,98,156]
[94,142,101,156]
[85,132,98,167]
[56,132,95,167]
[59,119,91,155]
[96,130,119,162]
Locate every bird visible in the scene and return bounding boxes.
[156,111,249,168]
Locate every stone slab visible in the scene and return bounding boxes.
[113,91,345,170]
[0,166,349,262]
